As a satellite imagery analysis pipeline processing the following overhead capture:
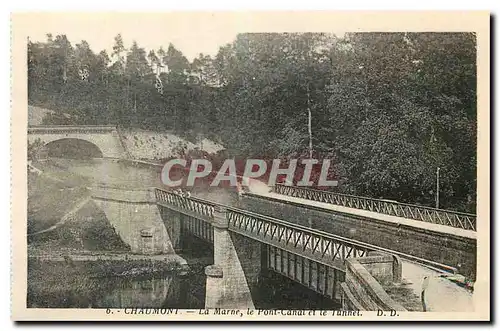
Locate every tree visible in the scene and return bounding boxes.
[96,50,110,84]
[74,40,94,79]
[147,50,160,70]
[28,138,45,161]
[126,41,152,123]
[210,33,334,157]
[26,32,477,211]
[191,53,219,86]
[126,41,150,78]
[321,32,476,210]
[163,43,190,85]
[111,34,126,73]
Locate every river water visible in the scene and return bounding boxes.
[41,158,240,204]
[29,158,339,309]
[27,272,205,309]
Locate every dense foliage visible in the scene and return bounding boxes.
[27,32,477,212]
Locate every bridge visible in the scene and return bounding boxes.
[243,184,477,279]
[28,125,127,159]
[29,124,476,310]
[90,184,475,311]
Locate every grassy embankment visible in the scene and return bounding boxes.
[28,165,130,252]
[28,168,90,234]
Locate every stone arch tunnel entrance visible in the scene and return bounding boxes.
[42,138,104,159]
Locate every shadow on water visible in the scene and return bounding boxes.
[27,262,339,309]
[254,271,341,310]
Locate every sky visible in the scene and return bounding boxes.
[26,13,244,61]
[26,13,347,61]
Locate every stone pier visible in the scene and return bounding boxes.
[91,186,175,255]
[205,206,262,309]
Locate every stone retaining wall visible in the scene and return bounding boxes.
[341,253,406,311]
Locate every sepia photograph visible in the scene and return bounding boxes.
[11,12,490,321]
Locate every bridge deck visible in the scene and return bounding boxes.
[253,191,476,240]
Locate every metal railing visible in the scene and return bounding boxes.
[155,189,216,219]
[154,187,457,274]
[273,184,476,231]
[227,208,371,270]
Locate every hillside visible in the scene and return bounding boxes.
[28,105,55,126]
[119,128,224,161]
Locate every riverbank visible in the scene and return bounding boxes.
[116,158,163,170]
[29,253,188,276]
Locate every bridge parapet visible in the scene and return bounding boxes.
[340,253,408,311]
[273,184,476,231]
[28,125,118,134]
[154,187,459,308]
[155,189,216,220]
[28,125,126,159]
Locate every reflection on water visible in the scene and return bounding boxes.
[28,262,339,309]
[28,271,205,309]
[256,271,341,309]
[42,158,163,189]
[95,275,204,309]
[96,277,173,308]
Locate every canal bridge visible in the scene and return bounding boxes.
[90,184,475,310]
[242,184,477,279]
[28,125,127,159]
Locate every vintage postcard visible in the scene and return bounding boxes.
[11,11,490,321]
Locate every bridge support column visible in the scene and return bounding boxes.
[205,206,262,309]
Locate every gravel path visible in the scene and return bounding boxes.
[402,261,474,312]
